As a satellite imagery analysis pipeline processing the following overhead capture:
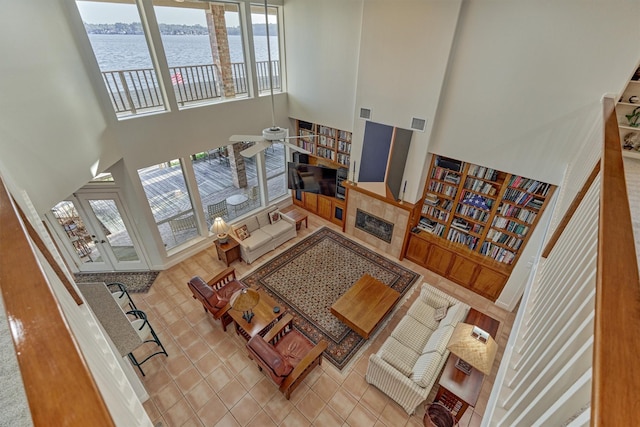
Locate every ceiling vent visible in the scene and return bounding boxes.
[411,117,427,132]
[359,108,372,120]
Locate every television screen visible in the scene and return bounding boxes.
[287,162,337,197]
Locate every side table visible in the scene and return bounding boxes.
[283,209,308,230]
[215,236,241,267]
[433,308,500,423]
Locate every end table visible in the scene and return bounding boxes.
[215,236,241,267]
[433,308,500,422]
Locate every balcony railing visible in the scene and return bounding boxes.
[101,60,281,116]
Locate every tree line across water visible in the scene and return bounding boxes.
[84,22,277,36]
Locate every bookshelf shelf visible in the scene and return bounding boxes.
[406,154,555,301]
[617,67,640,158]
[295,119,351,167]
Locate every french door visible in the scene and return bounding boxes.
[49,192,148,272]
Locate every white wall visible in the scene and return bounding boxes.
[429,0,640,185]
[0,1,122,214]
[284,0,363,132]
[351,0,463,202]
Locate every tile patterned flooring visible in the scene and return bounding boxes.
[130,207,516,427]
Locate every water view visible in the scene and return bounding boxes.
[89,34,279,71]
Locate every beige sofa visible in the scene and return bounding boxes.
[366,283,469,414]
[231,208,296,264]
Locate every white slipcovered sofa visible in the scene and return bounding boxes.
[366,283,469,414]
[231,208,296,264]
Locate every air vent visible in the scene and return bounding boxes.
[411,117,427,132]
[359,108,372,120]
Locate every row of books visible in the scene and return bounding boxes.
[464,177,497,196]
[316,147,335,161]
[496,203,538,224]
[491,217,530,236]
[486,229,524,250]
[417,217,446,236]
[428,181,458,197]
[318,136,335,148]
[424,193,440,206]
[421,205,450,222]
[297,140,315,154]
[447,228,480,250]
[318,126,336,137]
[338,140,351,153]
[431,167,461,184]
[508,176,552,196]
[503,188,541,208]
[480,242,516,264]
[467,165,499,182]
[337,153,350,166]
[456,205,491,222]
[338,130,351,141]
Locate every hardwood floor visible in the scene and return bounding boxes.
[129,207,515,427]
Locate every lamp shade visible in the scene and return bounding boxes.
[211,217,228,237]
[447,323,497,376]
[230,288,260,312]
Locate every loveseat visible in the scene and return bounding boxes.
[231,208,296,264]
[366,283,469,414]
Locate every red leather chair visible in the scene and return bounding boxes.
[187,267,246,331]
[246,314,328,399]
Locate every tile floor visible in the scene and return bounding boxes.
[130,207,516,427]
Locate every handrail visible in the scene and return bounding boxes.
[0,177,114,426]
[592,98,640,424]
[542,162,600,258]
[100,60,280,116]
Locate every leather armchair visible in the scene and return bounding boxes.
[246,313,328,399]
[187,267,246,331]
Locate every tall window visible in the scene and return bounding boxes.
[250,4,281,94]
[266,142,287,201]
[137,160,197,250]
[152,1,248,108]
[76,0,164,117]
[192,144,261,225]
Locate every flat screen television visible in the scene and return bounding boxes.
[287,162,338,197]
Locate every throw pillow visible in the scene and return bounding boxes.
[434,306,448,321]
[235,224,251,241]
[268,209,281,224]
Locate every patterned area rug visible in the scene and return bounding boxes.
[73,271,160,293]
[241,227,420,370]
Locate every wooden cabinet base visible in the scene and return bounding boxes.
[405,232,508,301]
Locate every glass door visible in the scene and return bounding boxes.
[50,193,148,272]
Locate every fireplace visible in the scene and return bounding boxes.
[355,209,394,244]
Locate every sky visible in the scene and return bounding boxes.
[75,2,275,27]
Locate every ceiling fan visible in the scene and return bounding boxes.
[230,0,314,158]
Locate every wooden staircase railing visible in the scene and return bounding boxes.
[0,177,114,426]
[592,98,640,424]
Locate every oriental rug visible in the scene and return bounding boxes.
[241,227,420,370]
[73,271,160,293]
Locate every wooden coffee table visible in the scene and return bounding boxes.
[331,274,400,339]
[228,289,283,341]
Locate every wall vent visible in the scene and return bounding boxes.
[359,108,372,120]
[411,117,427,132]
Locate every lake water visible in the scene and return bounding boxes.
[88,34,279,71]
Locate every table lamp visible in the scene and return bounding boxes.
[230,288,260,323]
[210,217,229,244]
[446,323,497,376]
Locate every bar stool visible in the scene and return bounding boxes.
[126,310,168,376]
[107,282,137,312]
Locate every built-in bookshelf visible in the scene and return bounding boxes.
[406,154,555,301]
[295,120,351,167]
[617,65,640,159]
